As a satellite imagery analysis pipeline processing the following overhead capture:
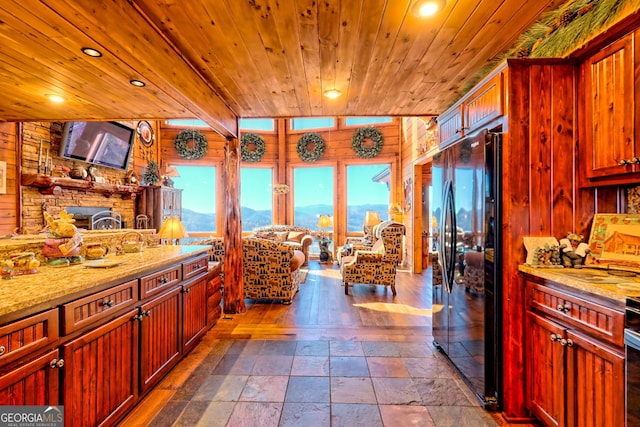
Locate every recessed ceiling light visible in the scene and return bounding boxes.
[411,0,445,18]
[48,94,65,103]
[81,47,102,57]
[324,89,341,99]
[129,79,146,87]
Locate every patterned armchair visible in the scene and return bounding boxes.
[339,221,406,296]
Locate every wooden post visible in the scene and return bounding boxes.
[222,136,245,314]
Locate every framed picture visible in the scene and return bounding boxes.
[587,213,640,265]
[0,161,7,194]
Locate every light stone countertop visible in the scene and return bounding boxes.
[518,264,640,304]
[0,245,210,322]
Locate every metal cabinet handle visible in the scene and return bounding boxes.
[550,333,562,342]
[183,287,191,294]
[560,338,573,347]
[556,304,570,313]
[159,277,168,284]
[50,358,64,369]
[618,157,640,166]
[0,345,5,356]
[102,299,114,308]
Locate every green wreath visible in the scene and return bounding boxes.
[175,129,208,160]
[296,132,325,162]
[240,132,266,162]
[352,127,384,159]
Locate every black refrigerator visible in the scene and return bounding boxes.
[431,129,502,410]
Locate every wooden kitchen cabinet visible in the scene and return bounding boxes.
[207,263,223,328]
[581,33,639,184]
[438,68,503,149]
[182,275,208,352]
[136,186,183,231]
[62,308,139,427]
[0,348,61,406]
[525,279,624,427]
[139,286,182,393]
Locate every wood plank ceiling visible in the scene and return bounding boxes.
[0,0,567,137]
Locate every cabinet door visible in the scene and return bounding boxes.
[583,35,635,179]
[182,276,208,352]
[139,287,182,393]
[464,73,503,133]
[565,330,624,427]
[62,309,138,427]
[438,107,464,149]
[526,311,565,427]
[0,349,60,406]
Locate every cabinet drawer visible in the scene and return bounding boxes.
[62,280,138,335]
[140,266,181,299]
[526,281,624,347]
[0,309,59,368]
[183,254,209,280]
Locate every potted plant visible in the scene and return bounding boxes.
[142,160,160,185]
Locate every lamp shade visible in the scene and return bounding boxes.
[364,211,381,227]
[158,217,188,240]
[163,165,180,178]
[317,214,333,229]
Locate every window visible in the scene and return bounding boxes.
[293,167,334,231]
[166,119,210,128]
[172,166,216,234]
[344,117,392,126]
[240,118,275,132]
[291,117,335,131]
[346,164,391,232]
[241,167,274,231]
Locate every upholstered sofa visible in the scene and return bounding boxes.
[251,225,313,266]
[186,236,305,304]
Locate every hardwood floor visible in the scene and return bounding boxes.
[118,261,519,426]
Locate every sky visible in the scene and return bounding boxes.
[173,164,389,214]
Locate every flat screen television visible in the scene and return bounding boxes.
[59,121,135,170]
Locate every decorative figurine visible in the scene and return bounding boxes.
[559,232,591,268]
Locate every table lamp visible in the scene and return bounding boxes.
[364,211,381,237]
[317,214,333,239]
[158,217,188,245]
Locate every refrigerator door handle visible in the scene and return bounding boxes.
[440,180,456,293]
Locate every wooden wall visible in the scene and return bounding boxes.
[0,123,19,235]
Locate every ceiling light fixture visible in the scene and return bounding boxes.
[324,89,341,99]
[47,94,65,103]
[81,47,103,58]
[411,0,445,18]
[129,79,146,87]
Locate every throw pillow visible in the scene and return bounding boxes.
[287,231,305,243]
[275,231,288,242]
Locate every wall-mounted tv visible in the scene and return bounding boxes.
[59,121,135,170]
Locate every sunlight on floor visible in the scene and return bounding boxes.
[309,268,342,279]
[353,302,442,317]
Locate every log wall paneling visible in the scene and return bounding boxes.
[500,60,579,420]
[0,123,20,235]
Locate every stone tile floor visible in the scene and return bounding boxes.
[135,338,501,427]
